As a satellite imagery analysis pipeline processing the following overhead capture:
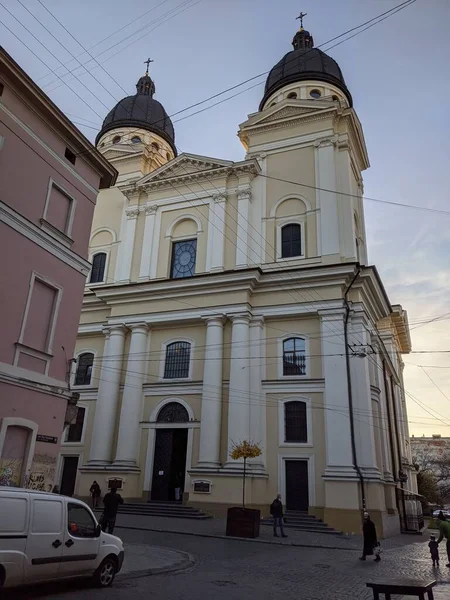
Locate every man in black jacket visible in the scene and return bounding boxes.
[270,494,288,538]
[101,487,123,534]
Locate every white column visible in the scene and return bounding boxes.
[348,314,380,479]
[138,206,157,280]
[225,313,251,468]
[88,325,127,465]
[315,137,340,256]
[372,344,393,480]
[235,187,251,268]
[113,323,149,467]
[117,207,139,282]
[197,315,225,468]
[210,193,226,271]
[319,310,354,478]
[249,316,265,471]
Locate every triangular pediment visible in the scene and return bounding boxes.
[241,100,335,130]
[137,153,234,186]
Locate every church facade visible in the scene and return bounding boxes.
[58,23,417,536]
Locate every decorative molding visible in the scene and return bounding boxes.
[125,206,140,219]
[313,135,339,149]
[212,192,227,203]
[237,187,252,201]
[144,204,158,216]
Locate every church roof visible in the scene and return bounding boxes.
[95,69,176,155]
[260,26,352,110]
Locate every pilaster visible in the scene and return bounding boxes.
[139,205,158,280]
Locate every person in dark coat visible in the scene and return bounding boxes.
[270,494,288,538]
[89,480,101,508]
[101,487,123,534]
[360,512,380,561]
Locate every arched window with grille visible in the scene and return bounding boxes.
[281,223,302,258]
[74,352,94,386]
[157,402,189,423]
[163,342,191,379]
[282,337,306,376]
[284,400,307,443]
[89,253,107,283]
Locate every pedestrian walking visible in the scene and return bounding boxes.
[101,487,123,534]
[270,494,288,538]
[360,513,380,561]
[437,514,450,567]
[429,534,440,567]
[89,480,101,508]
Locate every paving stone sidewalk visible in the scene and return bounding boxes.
[114,512,425,552]
[120,542,194,576]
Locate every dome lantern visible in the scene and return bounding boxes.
[95,60,177,155]
[259,16,352,110]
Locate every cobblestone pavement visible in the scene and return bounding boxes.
[4,528,450,600]
[113,512,429,551]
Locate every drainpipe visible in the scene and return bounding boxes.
[343,267,366,513]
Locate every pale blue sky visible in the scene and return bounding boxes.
[2,0,450,435]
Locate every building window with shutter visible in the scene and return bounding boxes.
[74,353,94,386]
[41,180,76,245]
[89,253,107,284]
[163,341,191,379]
[14,273,62,375]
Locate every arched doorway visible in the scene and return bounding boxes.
[151,402,189,502]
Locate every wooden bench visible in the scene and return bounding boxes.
[367,579,436,599]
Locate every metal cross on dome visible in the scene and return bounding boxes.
[296,11,307,28]
[144,57,154,75]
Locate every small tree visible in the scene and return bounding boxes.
[230,440,262,510]
[416,469,442,505]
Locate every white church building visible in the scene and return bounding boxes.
[58,21,418,536]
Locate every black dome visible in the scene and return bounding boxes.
[96,73,177,154]
[260,28,352,110]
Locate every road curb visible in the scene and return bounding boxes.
[118,547,195,580]
[116,524,360,552]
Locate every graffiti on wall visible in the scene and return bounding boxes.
[24,454,57,492]
[0,458,23,486]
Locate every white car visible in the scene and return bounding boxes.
[0,487,124,590]
[433,509,450,519]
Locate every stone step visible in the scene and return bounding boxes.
[94,502,211,520]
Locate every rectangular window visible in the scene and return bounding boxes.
[64,147,76,165]
[66,407,86,443]
[67,503,96,538]
[164,342,191,379]
[45,184,72,233]
[22,278,58,353]
[170,239,197,279]
[284,401,307,443]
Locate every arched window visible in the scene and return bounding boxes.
[283,337,306,376]
[157,402,189,423]
[89,253,106,283]
[74,353,94,386]
[281,224,302,258]
[131,136,141,144]
[284,401,307,443]
[151,142,160,152]
[287,92,297,99]
[112,135,121,144]
[164,342,191,379]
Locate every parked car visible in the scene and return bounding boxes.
[0,487,124,590]
[432,508,450,519]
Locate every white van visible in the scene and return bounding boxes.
[0,487,124,590]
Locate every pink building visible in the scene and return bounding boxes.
[0,48,117,492]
